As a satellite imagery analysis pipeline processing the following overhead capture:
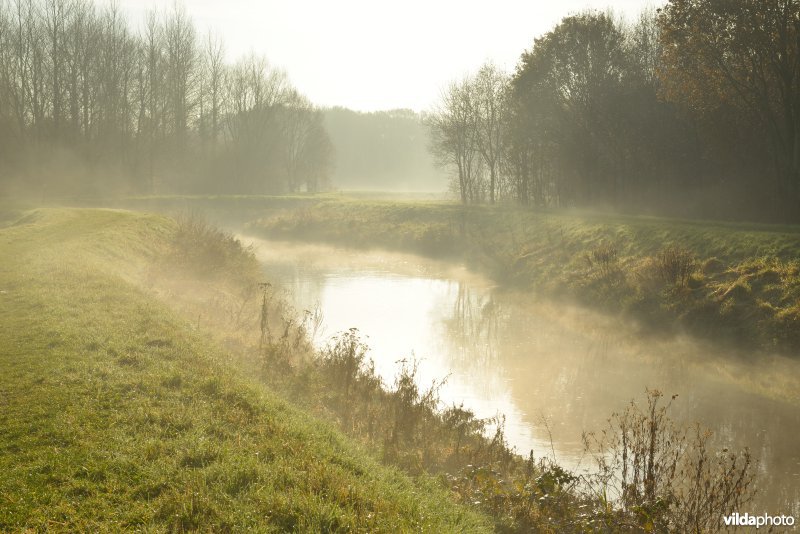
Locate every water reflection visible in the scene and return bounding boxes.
[444,284,500,368]
[246,237,800,513]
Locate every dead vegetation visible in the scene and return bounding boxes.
[655,245,697,288]
[583,390,756,532]
[585,240,620,277]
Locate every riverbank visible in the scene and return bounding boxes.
[0,205,765,531]
[248,198,800,355]
[0,208,489,532]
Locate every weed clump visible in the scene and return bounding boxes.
[655,245,696,287]
[584,241,619,277]
[321,328,378,403]
[583,390,756,532]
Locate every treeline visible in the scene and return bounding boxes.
[0,0,332,196]
[429,2,800,223]
[324,107,447,192]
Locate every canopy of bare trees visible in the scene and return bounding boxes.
[427,64,509,204]
[0,0,333,196]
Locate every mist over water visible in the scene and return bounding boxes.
[247,236,800,514]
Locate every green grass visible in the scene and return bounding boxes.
[53,192,444,228]
[0,208,490,532]
[248,199,800,354]
[75,194,331,228]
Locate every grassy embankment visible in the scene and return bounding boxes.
[0,207,490,532]
[249,198,800,355]
[45,192,444,228]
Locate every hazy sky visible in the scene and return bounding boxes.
[114,0,656,112]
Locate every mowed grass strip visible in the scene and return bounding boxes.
[0,208,489,532]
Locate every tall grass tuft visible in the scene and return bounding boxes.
[585,241,620,277]
[656,245,697,287]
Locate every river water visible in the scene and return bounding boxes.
[247,236,800,514]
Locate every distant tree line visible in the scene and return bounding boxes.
[0,0,333,196]
[429,2,800,222]
[324,107,447,192]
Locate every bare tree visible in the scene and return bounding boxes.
[198,30,224,150]
[472,62,509,203]
[162,4,196,154]
[42,0,71,143]
[428,77,483,203]
[278,90,333,192]
[278,89,313,192]
[140,9,163,192]
[225,54,289,192]
[63,0,95,147]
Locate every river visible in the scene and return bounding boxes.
[246,236,800,514]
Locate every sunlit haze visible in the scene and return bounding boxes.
[112,0,653,112]
[1,0,798,527]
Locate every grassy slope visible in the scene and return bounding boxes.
[249,198,800,354]
[0,208,489,532]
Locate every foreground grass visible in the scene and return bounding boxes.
[248,199,800,354]
[0,208,490,532]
